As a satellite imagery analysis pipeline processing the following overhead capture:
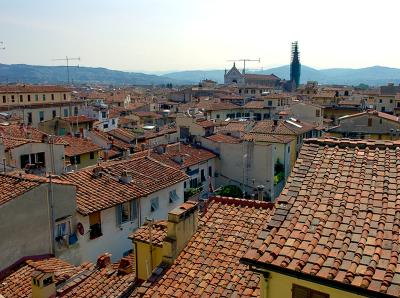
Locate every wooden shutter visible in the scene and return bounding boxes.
[292,284,329,298]
[131,200,138,220]
[116,204,122,226]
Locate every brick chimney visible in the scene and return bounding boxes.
[162,201,198,265]
[96,253,111,269]
[31,269,56,298]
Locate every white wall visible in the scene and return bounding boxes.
[75,181,185,263]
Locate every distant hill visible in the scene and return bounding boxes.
[2,63,400,87]
[164,65,400,86]
[0,63,191,86]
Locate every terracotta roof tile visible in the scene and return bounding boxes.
[243,133,294,144]
[129,220,168,247]
[0,85,71,94]
[250,119,315,135]
[57,136,101,156]
[60,155,188,215]
[206,133,241,144]
[63,115,96,123]
[136,143,216,170]
[135,196,275,297]
[242,138,400,297]
[0,173,42,206]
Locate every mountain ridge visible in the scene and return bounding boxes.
[1,63,400,86]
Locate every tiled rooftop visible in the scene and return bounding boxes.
[0,173,42,206]
[60,155,188,215]
[206,133,241,144]
[63,115,96,123]
[242,138,400,297]
[136,143,216,170]
[250,119,315,135]
[134,196,275,297]
[0,256,136,298]
[57,135,102,156]
[0,85,71,94]
[129,220,168,247]
[243,133,294,144]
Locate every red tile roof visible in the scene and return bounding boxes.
[243,100,265,109]
[135,196,274,297]
[196,101,240,111]
[90,129,132,150]
[57,136,101,156]
[63,115,96,124]
[138,143,216,170]
[244,73,280,80]
[250,119,315,135]
[243,133,294,144]
[129,220,168,247]
[196,119,216,128]
[242,138,400,297]
[339,109,400,123]
[0,136,41,150]
[0,173,42,206]
[0,85,71,94]
[206,133,241,144]
[0,124,47,141]
[60,155,188,215]
[0,256,136,298]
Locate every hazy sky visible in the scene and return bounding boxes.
[1,0,399,72]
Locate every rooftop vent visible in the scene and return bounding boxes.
[119,169,132,184]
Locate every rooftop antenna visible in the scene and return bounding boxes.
[0,41,5,50]
[52,56,81,85]
[227,58,260,74]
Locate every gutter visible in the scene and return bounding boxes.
[241,258,396,298]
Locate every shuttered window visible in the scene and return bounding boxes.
[292,284,329,298]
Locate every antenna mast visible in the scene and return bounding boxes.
[53,56,80,85]
[227,58,260,74]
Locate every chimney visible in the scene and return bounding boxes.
[256,185,265,201]
[92,165,103,178]
[31,268,56,298]
[119,169,132,184]
[273,119,278,126]
[117,257,133,275]
[162,201,198,265]
[96,253,112,269]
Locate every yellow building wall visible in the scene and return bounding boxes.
[261,271,364,298]
[0,91,72,106]
[135,241,164,281]
[328,132,393,140]
[75,151,99,169]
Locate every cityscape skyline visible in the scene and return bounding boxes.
[1,0,400,72]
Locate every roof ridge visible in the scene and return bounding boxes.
[305,137,400,149]
[209,196,274,210]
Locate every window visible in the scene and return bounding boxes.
[52,110,56,118]
[103,123,109,129]
[379,118,383,124]
[190,178,198,188]
[150,197,159,212]
[74,107,78,116]
[19,95,23,102]
[89,152,95,159]
[59,127,66,136]
[368,118,372,127]
[51,94,55,100]
[11,95,15,102]
[101,111,107,119]
[64,109,68,117]
[27,94,31,102]
[201,169,205,182]
[292,284,329,298]
[55,218,71,242]
[268,100,272,106]
[169,189,180,203]
[208,166,212,177]
[112,119,115,125]
[27,112,32,124]
[35,94,39,101]
[2,96,5,103]
[42,94,46,101]
[89,211,102,239]
[216,114,220,119]
[116,200,138,225]
[184,181,187,188]
[316,109,321,117]
[63,93,67,100]
[39,111,44,122]
[70,155,81,165]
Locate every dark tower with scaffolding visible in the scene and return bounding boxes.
[290,41,301,89]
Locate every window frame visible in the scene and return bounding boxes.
[150,197,159,212]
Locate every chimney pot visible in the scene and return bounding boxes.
[96,253,112,269]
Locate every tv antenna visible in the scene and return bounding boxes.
[52,56,80,85]
[227,58,260,74]
[0,42,5,50]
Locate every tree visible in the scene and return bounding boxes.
[215,185,243,198]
